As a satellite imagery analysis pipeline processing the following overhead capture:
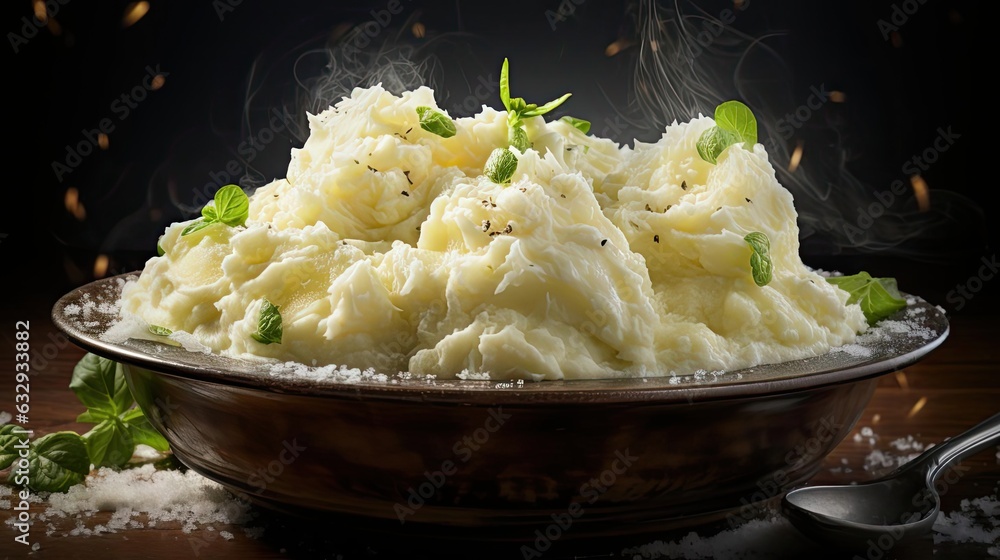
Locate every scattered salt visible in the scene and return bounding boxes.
[220,530,235,541]
[0,411,11,425]
[63,303,81,316]
[622,516,816,558]
[31,542,40,551]
[4,464,257,538]
[932,494,1000,553]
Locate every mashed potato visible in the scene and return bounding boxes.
[120,84,867,380]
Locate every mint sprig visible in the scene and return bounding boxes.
[827,272,907,325]
[416,106,457,138]
[182,184,249,237]
[743,232,773,287]
[697,100,757,164]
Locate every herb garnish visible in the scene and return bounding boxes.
[697,101,757,164]
[744,232,773,287]
[826,272,907,325]
[1,353,171,492]
[251,298,283,345]
[416,106,457,138]
[182,184,250,236]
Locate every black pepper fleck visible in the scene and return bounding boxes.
[401,190,409,197]
[482,219,491,232]
[367,165,378,172]
[560,194,566,199]
[404,170,412,184]
[681,181,688,191]
[653,234,659,243]
[746,198,752,203]
[601,239,608,246]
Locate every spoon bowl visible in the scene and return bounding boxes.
[782,411,1000,549]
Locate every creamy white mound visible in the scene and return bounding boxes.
[120,85,867,380]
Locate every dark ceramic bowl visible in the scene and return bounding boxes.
[52,274,948,541]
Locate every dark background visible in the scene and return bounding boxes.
[6,0,992,314]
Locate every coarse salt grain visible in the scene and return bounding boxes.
[3,464,256,538]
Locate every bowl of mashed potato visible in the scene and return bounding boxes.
[52,78,948,540]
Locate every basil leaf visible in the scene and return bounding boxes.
[70,353,133,420]
[484,148,518,185]
[121,407,170,452]
[521,93,572,117]
[156,238,165,256]
[181,218,215,237]
[499,58,511,111]
[715,100,757,146]
[27,432,90,493]
[416,106,457,138]
[561,116,591,134]
[148,325,172,336]
[251,298,283,344]
[83,417,133,468]
[211,185,250,227]
[696,126,740,164]
[76,410,103,423]
[0,424,21,470]
[509,126,530,152]
[744,232,773,287]
[827,272,907,325]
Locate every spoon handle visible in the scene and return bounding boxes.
[895,410,1000,483]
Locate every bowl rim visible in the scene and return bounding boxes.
[51,273,950,405]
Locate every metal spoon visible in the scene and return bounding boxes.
[782,411,1000,550]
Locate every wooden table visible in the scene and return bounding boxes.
[2,295,998,559]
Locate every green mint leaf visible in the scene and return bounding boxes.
[521,93,572,117]
[70,353,133,420]
[251,298,283,344]
[715,100,757,146]
[509,97,527,114]
[744,232,773,287]
[0,424,21,470]
[148,325,172,336]
[156,238,165,256]
[83,417,133,468]
[181,218,215,237]
[696,126,740,164]
[561,116,591,134]
[499,58,511,111]
[121,407,170,452]
[509,126,530,151]
[211,185,250,227]
[826,272,907,325]
[26,432,89,493]
[484,148,518,185]
[416,106,457,138]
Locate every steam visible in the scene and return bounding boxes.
[626,0,983,262]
